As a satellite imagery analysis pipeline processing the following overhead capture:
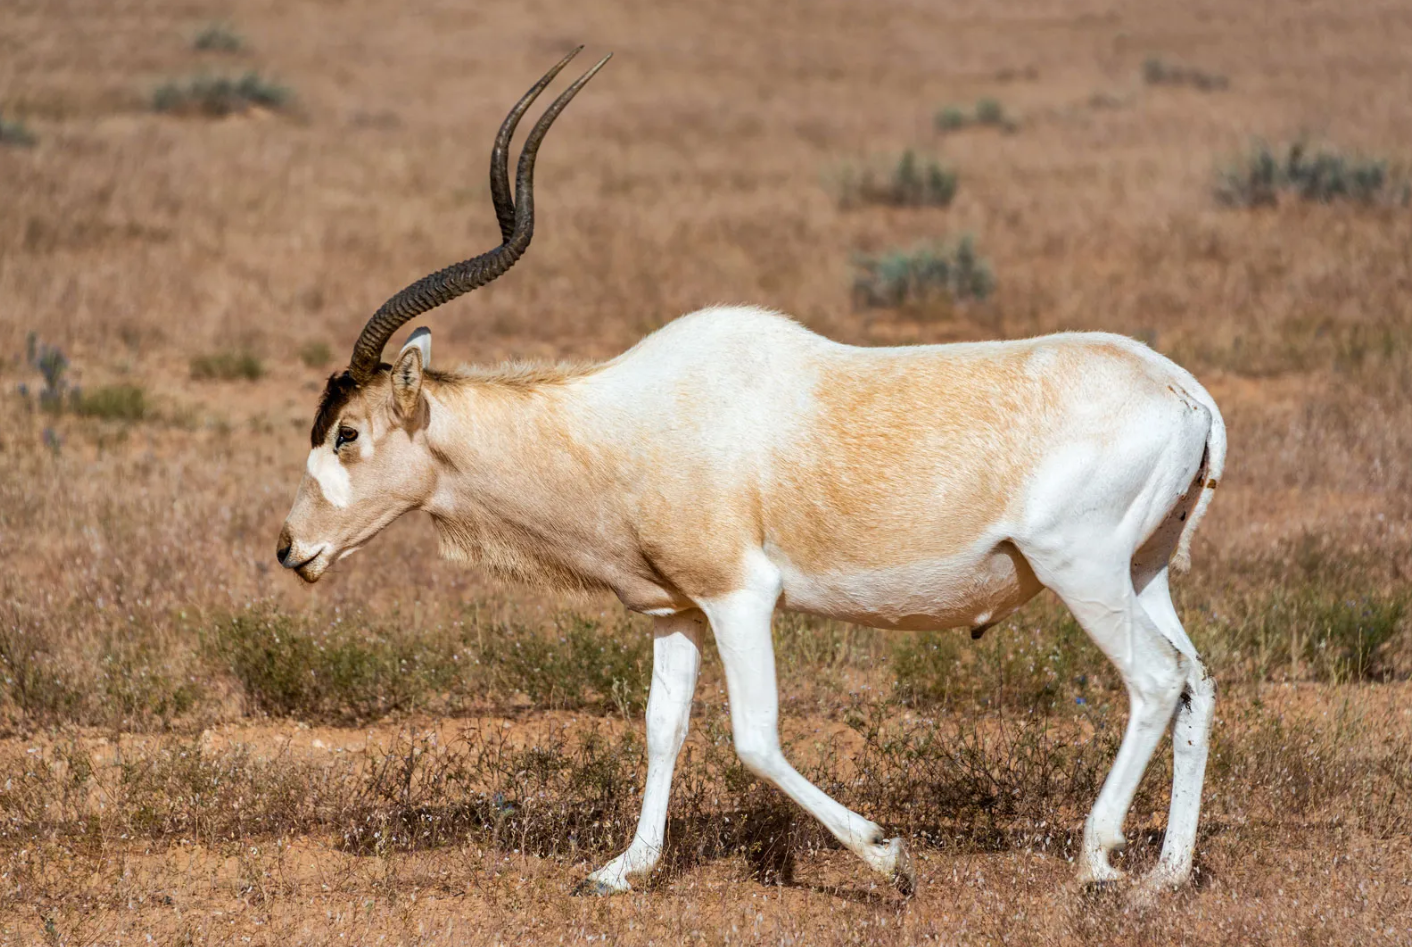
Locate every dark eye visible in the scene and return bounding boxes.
[335,426,358,449]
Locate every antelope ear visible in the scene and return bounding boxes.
[400,327,431,368]
[391,340,424,421]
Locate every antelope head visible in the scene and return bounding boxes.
[276,49,610,582]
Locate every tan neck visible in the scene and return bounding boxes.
[419,376,635,593]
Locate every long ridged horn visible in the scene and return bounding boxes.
[348,49,611,383]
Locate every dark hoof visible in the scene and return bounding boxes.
[571,878,619,897]
[890,840,917,898]
[1083,879,1123,898]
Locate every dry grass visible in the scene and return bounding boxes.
[3,0,1412,942]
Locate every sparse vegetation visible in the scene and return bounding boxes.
[835,150,957,209]
[974,97,1005,126]
[298,339,332,368]
[189,348,265,380]
[479,615,650,714]
[934,105,968,131]
[204,605,462,723]
[934,98,1016,132]
[152,72,289,117]
[0,113,36,147]
[202,604,649,723]
[1142,56,1229,91]
[851,235,995,308]
[7,1,1412,941]
[71,383,147,421]
[193,23,244,53]
[1215,140,1410,208]
[893,605,1105,712]
[18,334,71,412]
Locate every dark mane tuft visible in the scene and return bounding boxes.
[310,370,364,447]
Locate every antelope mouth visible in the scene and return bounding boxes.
[291,548,331,583]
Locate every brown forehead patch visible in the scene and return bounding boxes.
[310,370,365,447]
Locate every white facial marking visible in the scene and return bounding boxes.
[306,447,352,508]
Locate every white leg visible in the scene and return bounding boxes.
[579,611,703,894]
[700,564,915,894]
[1135,567,1214,890]
[1021,549,1186,886]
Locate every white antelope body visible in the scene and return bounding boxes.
[278,51,1226,897]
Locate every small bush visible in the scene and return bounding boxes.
[837,150,957,209]
[0,113,36,148]
[193,24,244,53]
[974,97,1006,126]
[934,99,1016,133]
[934,106,968,132]
[1215,141,1410,208]
[18,334,70,412]
[72,384,147,421]
[298,340,332,369]
[152,72,289,117]
[0,626,85,725]
[190,349,264,381]
[1142,56,1229,91]
[852,235,994,309]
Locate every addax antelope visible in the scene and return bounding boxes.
[277,49,1226,897]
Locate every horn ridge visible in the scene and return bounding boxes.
[347,50,609,383]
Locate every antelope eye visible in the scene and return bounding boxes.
[335,426,358,450]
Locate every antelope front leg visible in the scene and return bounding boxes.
[577,611,703,894]
[701,564,915,894]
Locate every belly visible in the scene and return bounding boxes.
[773,541,1042,631]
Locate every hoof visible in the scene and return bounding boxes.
[571,878,623,897]
[885,838,917,897]
[1082,878,1124,898]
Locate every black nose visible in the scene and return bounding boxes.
[276,526,293,566]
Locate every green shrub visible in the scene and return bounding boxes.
[974,97,1006,126]
[152,72,289,117]
[190,349,264,381]
[1142,56,1229,91]
[934,106,968,131]
[934,99,1016,133]
[852,235,994,309]
[1215,141,1409,208]
[193,24,244,53]
[0,113,36,148]
[298,340,332,369]
[72,383,147,421]
[837,150,957,209]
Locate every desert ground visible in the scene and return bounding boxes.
[2,0,1411,943]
